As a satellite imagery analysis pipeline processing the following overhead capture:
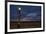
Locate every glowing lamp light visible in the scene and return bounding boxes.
[18,7,21,10]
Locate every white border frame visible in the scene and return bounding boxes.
[7,2,43,32]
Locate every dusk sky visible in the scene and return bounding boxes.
[10,5,41,21]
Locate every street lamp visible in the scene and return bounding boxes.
[17,7,21,28]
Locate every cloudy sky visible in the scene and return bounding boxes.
[10,5,41,21]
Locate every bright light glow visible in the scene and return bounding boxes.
[18,7,21,10]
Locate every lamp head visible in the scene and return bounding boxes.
[18,7,21,10]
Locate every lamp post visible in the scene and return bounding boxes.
[17,7,21,28]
